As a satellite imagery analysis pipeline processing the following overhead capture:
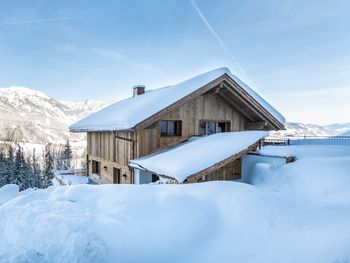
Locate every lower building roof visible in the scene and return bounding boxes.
[129,131,268,183]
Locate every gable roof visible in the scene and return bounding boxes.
[129,131,268,183]
[70,67,285,132]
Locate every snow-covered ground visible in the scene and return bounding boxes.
[0,143,350,262]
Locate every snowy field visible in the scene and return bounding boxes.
[0,143,350,262]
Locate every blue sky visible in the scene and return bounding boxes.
[0,0,349,125]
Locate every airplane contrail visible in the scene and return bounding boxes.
[189,0,247,78]
[0,16,84,26]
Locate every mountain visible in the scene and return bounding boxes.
[270,122,350,137]
[0,86,348,145]
[0,86,109,145]
[323,123,350,135]
[270,122,338,137]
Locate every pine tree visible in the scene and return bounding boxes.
[31,148,42,188]
[8,145,14,163]
[54,146,64,171]
[43,143,54,188]
[3,144,15,185]
[0,145,7,187]
[12,145,32,190]
[13,146,23,189]
[62,138,73,170]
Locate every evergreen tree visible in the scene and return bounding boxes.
[0,145,7,186]
[8,145,14,163]
[80,147,88,172]
[31,148,41,188]
[3,144,15,185]
[13,146,23,189]
[43,143,54,188]
[13,145,33,190]
[62,138,73,170]
[54,146,64,171]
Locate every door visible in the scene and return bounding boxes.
[113,167,121,184]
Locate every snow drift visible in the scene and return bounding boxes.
[1,144,350,263]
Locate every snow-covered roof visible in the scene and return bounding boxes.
[70,68,285,132]
[130,131,268,182]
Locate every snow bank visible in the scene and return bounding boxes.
[1,144,350,262]
[130,131,268,182]
[251,144,350,204]
[0,184,19,205]
[70,67,284,132]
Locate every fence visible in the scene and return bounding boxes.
[55,169,87,176]
[262,135,350,146]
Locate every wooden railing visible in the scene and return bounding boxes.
[262,135,350,146]
[55,169,87,176]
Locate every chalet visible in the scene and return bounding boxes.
[70,67,285,184]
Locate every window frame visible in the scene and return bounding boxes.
[199,120,231,136]
[91,160,100,175]
[160,120,182,137]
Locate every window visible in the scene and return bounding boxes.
[92,160,100,175]
[207,122,216,135]
[160,120,182,136]
[199,121,230,135]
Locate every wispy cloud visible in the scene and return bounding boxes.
[189,0,247,79]
[269,86,350,97]
[95,49,169,82]
[0,16,84,26]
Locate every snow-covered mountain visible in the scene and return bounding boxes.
[0,86,349,145]
[323,123,350,135]
[0,86,109,144]
[340,131,350,136]
[270,122,350,137]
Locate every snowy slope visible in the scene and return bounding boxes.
[324,123,350,135]
[0,86,108,144]
[1,143,350,262]
[270,122,338,137]
[340,131,350,136]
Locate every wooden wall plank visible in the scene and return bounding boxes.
[137,92,247,156]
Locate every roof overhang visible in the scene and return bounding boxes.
[69,68,285,133]
[134,74,284,132]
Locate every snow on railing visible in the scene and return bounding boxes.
[263,135,350,146]
[55,169,87,176]
[54,169,89,186]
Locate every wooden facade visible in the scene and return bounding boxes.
[84,75,283,184]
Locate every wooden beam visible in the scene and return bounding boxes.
[222,81,268,123]
[245,121,267,130]
[223,76,284,130]
[115,134,134,143]
[148,135,194,155]
[113,132,116,162]
[215,92,255,122]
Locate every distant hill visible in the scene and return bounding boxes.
[270,122,337,137]
[340,131,350,136]
[0,86,349,146]
[323,123,350,136]
[0,86,109,145]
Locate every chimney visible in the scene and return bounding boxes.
[133,85,145,97]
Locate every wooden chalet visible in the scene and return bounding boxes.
[70,67,285,184]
